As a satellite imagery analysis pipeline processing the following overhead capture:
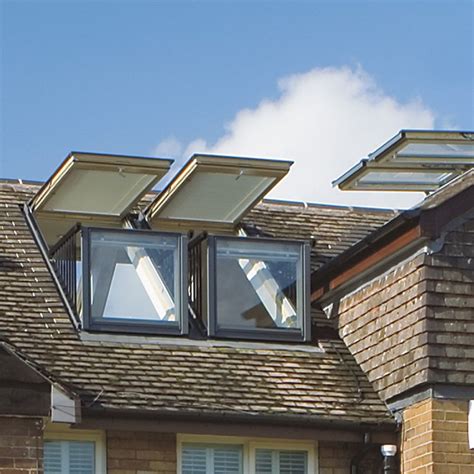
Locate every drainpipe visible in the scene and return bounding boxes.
[350,433,372,474]
[381,444,398,474]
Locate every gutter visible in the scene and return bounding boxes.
[82,404,397,434]
[311,181,474,302]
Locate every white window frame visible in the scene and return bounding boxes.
[43,423,106,474]
[177,434,317,474]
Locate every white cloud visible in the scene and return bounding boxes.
[155,66,436,208]
[154,136,183,158]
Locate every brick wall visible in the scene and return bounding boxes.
[318,441,382,474]
[0,416,43,474]
[107,430,176,474]
[402,398,474,474]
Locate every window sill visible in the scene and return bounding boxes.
[79,331,324,353]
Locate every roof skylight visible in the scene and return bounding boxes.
[334,130,474,192]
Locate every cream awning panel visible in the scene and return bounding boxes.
[145,154,292,227]
[31,152,173,217]
[30,152,173,247]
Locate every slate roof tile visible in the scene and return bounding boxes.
[0,182,395,426]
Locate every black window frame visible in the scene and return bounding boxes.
[207,235,311,342]
[82,227,188,336]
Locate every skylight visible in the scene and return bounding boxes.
[333,130,474,192]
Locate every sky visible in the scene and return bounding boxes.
[1,0,473,209]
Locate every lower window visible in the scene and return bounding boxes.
[44,440,95,474]
[43,426,105,474]
[179,436,316,474]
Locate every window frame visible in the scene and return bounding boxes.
[207,235,311,342]
[43,424,106,474]
[81,226,188,335]
[177,434,317,474]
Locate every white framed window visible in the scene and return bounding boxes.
[43,424,106,474]
[178,435,317,474]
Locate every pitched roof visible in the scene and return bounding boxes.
[0,181,395,427]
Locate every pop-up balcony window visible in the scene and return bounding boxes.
[205,236,310,342]
[50,227,188,335]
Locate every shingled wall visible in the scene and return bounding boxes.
[335,213,474,402]
[336,252,432,402]
[423,216,474,385]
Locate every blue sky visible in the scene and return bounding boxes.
[1,0,473,207]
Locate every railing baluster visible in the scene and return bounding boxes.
[50,226,80,313]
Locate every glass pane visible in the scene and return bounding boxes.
[69,441,95,474]
[359,170,456,185]
[213,446,242,474]
[215,238,302,332]
[255,449,273,474]
[44,441,63,474]
[181,444,242,474]
[398,142,474,161]
[182,445,207,474]
[279,450,307,474]
[255,449,307,474]
[44,441,95,474]
[89,230,180,324]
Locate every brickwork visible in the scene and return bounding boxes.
[107,430,176,474]
[318,441,383,474]
[402,398,474,474]
[0,416,43,474]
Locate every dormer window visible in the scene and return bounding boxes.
[82,228,187,334]
[206,236,310,342]
[30,150,312,341]
[50,226,188,335]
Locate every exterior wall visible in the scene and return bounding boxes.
[0,416,43,474]
[107,430,176,474]
[424,218,474,385]
[336,253,432,401]
[402,398,474,474]
[335,213,474,402]
[105,431,382,474]
[319,441,382,474]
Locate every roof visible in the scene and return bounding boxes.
[0,181,395,427]
[312,169,474,296]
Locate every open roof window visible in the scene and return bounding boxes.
[145,154,292,229]
[50,226,188,335]
[333,130,474,192]
[30,152,173,246]
[188,235,311,342]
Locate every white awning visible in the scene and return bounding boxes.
[31,152,173,217]
[30,152,173,246]
[145,154,292,227]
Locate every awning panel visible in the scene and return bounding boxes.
[146,154,292,227]
[31,152,173,218]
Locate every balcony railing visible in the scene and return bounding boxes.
[49,224,80,312]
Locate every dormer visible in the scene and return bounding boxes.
[28,151,311,342]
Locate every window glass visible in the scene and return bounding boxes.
[181,444,243,474]
[44,440,95,474]
[88,230,181,324]
[214,238,305,335]
[255,449,307,474]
